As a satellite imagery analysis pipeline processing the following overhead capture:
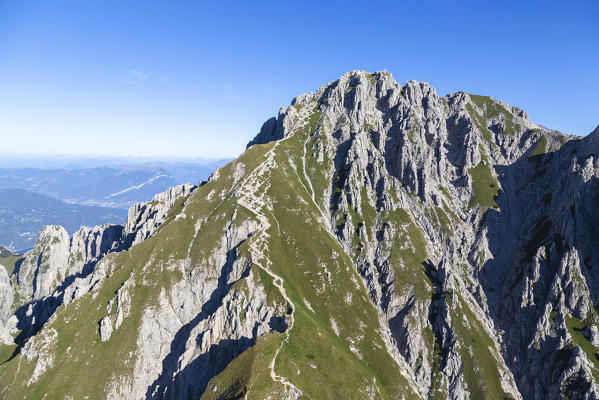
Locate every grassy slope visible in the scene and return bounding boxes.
[202,104,422,399]
[0,126,418,399]
[528,137,548,158]
[0,253,22,276]
[565,316,599,382]
[451,294,513,399]
[468,162,500,210]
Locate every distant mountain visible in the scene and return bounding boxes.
[0,161,230,209]
[0,154,232,171]
[0,166,177,209]
[0,188,127,252]
[144,160,232,186]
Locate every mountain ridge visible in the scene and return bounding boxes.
[0,70,597,399]
[0,188,128,252]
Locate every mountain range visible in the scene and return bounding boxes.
[0,160,229,251]
[0,188,128,253]
[0,163,222,209]
[0,70,598,399]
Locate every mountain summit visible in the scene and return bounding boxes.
[0,70,598,399]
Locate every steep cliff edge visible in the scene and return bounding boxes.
[0,71,597,399]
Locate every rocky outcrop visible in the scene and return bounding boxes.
[0,265,12,321]
[13,224,123,302]
[0,264,16,345]
[123,183,196,247]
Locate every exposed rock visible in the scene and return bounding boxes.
[21,327,57,386]
[0,264,12,320]
[13,224,123,302]
[99,316,113,342]
[123,183,196,247]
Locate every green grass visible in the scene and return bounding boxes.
[262,114,420,398]
[522,216,552,262]
[441,199,459,223]
[451,294,513,399]
[425,207,453,236]
[528,137,548,159]
[366,73,377,85]
[380,208,431,299]
[0,95,529,398]
[0,143,277,398]
[202,333,285,399]
[407,113,419,143]
[438,185,452,200]
[0,254,22,275]
[465,103,493,143]
[469,94,517,136]
[468,161,499,210]
[0,342,16,365]
[565,316,599,382]
[362,122,376,132]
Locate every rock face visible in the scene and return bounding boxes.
[13,224,123,301]
[123,183,196,247]
[0,265,16,345]
[0,71,598,399]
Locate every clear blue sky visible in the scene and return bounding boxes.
[1,1,597,158]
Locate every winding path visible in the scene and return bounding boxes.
[236,140,301,398]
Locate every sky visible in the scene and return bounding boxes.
[0,1,597,158]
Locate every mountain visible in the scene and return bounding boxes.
[0,70,598,399]
[0,188,127,252]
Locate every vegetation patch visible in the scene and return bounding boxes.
[468,161,499,210]
[266,133,419,398]
[469,94,516,136]
[426,207,453,236]
[407,113,419,143]
[451,294,512,399]
[366,73,377,85]
[362,122,376,133]
[528,137,548,159]
[522,216,552,262]
[0,254,22,275]
[202,333,285,399]
[381,208,430,298]
[465,103,492,143]
[438,186,452,200]
[565,316,599,382]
